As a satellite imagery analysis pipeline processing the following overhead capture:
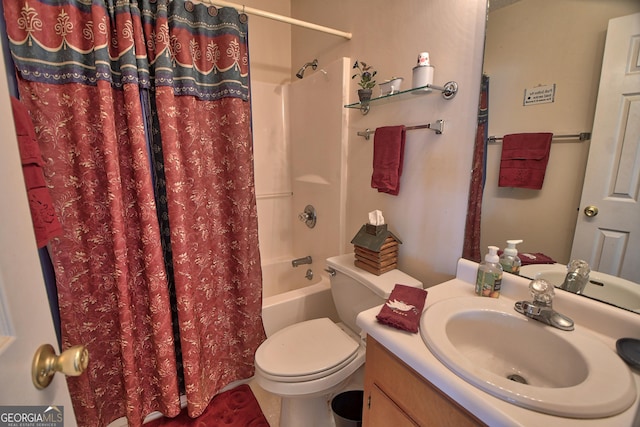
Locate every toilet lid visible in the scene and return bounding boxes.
[255,318,359,382]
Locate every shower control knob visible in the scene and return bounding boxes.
[298,212,310,221]
[298,205,317,228]
[583,205,599,217]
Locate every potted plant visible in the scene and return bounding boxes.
[352,60,377,103]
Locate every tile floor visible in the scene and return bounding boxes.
[249,366,365,427]
[249,379,281,426]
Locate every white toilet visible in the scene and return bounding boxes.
[254,253,423,427]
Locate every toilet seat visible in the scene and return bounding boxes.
[255,318,359,383]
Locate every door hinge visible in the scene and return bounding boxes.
[367,394,371,409]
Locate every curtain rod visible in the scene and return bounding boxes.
[488,132,591,143]
[200,0,352,40]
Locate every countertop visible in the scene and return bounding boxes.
[356,258,640,426]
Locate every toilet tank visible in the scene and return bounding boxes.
[326,254,423,333]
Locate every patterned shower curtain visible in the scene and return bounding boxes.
[2,1,265,426]
[462,74,489,262]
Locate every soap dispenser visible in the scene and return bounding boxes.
[475,246,503,298]
[500,239,523,275]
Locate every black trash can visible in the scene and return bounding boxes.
[331,390,364,427]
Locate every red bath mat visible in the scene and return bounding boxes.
[145,384,270,427]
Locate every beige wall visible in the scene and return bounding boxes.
[289,0,487,285]
[481,0,640,263]
[246,0,487,286]
[242,0,292,84]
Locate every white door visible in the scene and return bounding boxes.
[571,13,640,283]
[0,47,77,424]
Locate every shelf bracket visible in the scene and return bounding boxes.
[431,81,459,100]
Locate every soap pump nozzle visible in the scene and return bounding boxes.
[500,239,523,275]
[485,245,500,263]
[504,239,523,256]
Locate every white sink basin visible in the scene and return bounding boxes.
[421,296,636,418]
[520,263,640,312]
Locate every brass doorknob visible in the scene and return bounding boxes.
[32,344,89,389]
[584,205,599,217]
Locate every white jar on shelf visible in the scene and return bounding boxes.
[412,51,434,92]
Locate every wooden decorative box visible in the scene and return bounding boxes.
[350,224,402,275]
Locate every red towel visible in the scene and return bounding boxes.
[11,97,63,248]
[376,284,427,333]
[518,252,556,265]
[371,125,406,195]
[498,133,553,189]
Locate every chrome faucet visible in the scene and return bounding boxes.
[514,279,574,331]
[560,259,590,294]
[292,255,312,267]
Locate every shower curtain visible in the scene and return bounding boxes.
[462,74,489,262]
[2,1,265,426]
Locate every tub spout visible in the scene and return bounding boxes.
[292,256,312,267]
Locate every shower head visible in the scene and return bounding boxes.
[295,59,318,79]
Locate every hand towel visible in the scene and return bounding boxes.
[11,96,63,247]
[498,132,553,189]
[371,125,406,195]
[376,284,427,333]
[518,252,556,265]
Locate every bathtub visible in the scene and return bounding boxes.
[261,260,339,336]
[261,259,321,298]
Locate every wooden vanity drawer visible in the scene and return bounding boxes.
[363,336,485,427]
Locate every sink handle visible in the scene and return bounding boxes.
[529,279,554,306]
[561,260,591,294]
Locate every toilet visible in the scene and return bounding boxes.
[254,253,422,427]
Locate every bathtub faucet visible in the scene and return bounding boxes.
[292,256,312,267]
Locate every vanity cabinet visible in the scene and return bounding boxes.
[362,336,485,427]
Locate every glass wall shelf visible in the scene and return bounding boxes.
[344,81,458,115]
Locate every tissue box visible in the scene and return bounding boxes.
[351,224,402,275]
[365,223,387,236]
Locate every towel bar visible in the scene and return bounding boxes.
[488,132,591,143]
[357,120,445,140]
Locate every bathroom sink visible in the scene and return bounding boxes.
[420,297,636,418]
[520,263,640,312]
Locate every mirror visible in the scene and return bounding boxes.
[477,0,640,312]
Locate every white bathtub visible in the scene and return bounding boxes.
[261,260,339,336]
[261,259,321,298]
